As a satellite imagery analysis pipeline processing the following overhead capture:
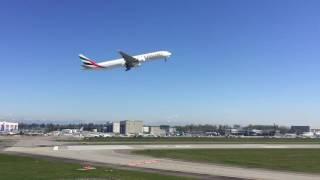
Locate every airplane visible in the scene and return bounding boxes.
[79,50,172,71]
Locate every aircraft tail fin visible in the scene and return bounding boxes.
[79,54,103,68]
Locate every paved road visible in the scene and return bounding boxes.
[66,144,320,150]
[3,137,320,180]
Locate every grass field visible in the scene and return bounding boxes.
[63,137,320,144]
[0,153,190,180]
[134,149,320,173]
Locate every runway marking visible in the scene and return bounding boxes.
[127,159,160,167]
[53,146,59,151]
[144,145,169,148]
[175,145,191,148]
[262,145,287,148]
[67,145,133,150]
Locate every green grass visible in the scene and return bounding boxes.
[0,153,191,180]
[134,149,320,173]
[62,137,320,144]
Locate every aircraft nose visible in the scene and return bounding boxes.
[166,51,172,56]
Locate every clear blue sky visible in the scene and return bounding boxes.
[1,0,320,126]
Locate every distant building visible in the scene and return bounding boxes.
[160,125,176,136]
[61,129,78,134]
[105,122,120,133]
[225,128,244,136]
[143,126,150,133]
[149,126,166,137]
[169,127,176,135]
[311,129,320,137]
[160,125,170,131]
[291,126,310,135]
[302,132,314,138]
[284,133,297,138]
[247,129,263,136]
[0,121,18,132]
[143,126,166,137]
[120,120,143,136]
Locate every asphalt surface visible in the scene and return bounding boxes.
[3,136,320,180]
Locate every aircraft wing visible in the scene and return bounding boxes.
[119,51,139,63]
[118,51,139,71]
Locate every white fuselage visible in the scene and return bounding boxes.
[84,51,171,69]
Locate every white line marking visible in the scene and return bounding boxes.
[175,145,191,148]
[262,145,287,148]
[67,145,133,150]
[127,159,160,166]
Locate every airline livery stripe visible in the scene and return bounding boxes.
[79,56,89,61]
[83,62,92,65]
[81,58,104,68]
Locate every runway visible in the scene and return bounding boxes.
[3,137,320,180]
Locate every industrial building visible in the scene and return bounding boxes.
[290,126,310,135]
[105,121,120,134]
[143,126,150,133]
[143,126,166,137]
[160,125,177,136]
[61,129,79,134]
[0,121,19,132]
[149,126,166,137]
[120,120,143,136]
[225,128,245,136]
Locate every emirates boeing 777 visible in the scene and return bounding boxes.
[79,50,172,71]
